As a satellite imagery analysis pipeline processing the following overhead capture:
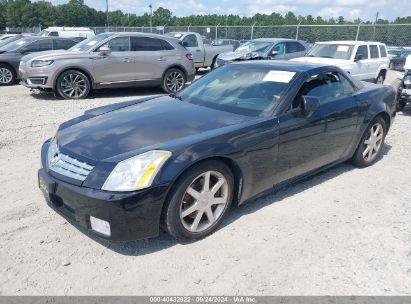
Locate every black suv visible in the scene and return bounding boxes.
[0,36,79,86]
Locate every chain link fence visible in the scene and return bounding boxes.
[91,24,411,47]
[5,24,411,47]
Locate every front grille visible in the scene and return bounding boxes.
[49,152,94,182]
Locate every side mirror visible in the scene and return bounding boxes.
[354,54,364,62]
[302,96,320,116]
[98,46,111,56]
[271,51,279,56]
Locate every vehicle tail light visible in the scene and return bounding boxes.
[186,53,193,60]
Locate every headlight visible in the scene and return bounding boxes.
[47,137,59,166]
[102,150,172,192]
[31,60,54,67]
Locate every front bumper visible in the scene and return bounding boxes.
[38,168,169,241]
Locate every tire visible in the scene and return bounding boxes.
[162,160,234,242]
[162,68,186,94]
[56,70,91,99]
[375,72,385,84]
[351,116,387,168]
[0,64,16,86]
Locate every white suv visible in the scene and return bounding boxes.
[292,41,389,84]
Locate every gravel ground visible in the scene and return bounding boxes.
[0,70,410,295]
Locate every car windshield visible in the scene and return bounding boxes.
[307,43,354,60]
[69,33,111,52]
[178,64,293,116]
[0,38,31,52]
[37,30,49,37]
[235,41,273,53]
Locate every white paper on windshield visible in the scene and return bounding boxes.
[174,34,183,38]
[86,40,98,46]
[263,71,296,83]
[16,41,26,45]
[337,45,349,52]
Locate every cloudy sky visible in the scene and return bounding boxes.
[50,0,410,21]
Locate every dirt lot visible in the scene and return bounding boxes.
[0,70,410,295]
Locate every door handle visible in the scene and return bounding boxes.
[122,58,132,63]
[195,49,201,52]
[158,57,166,61]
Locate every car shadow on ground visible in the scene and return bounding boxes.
[86,143,391,256]
[398,105,411,116]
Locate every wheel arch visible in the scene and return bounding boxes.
[54,66,95,90]
[0,62,17,75]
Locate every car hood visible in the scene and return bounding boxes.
[218,50,265,61]
[57,96,251,162]
[291,57,350,65]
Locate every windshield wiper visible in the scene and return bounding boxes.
[169,93,183,101]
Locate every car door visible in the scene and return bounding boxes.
[352,44,372,81]
[368,45,381,80]
[130,36,171,80]
[275,70,359,183]
[92,36,137,84]
[182,34,203,64]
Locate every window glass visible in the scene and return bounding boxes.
[274,43,286,55]
[291,71,355,109]
[182,34,198,47]
[160,39,174,50]
[53,39,76,50]
[307,43,354,60]
[286,41,305,53]
[356,45,369,60]
[102,36,130,52]
[49,31,59,37]
[370,45,379,59]
[131,37,167,51]
[379,45,387,58]
[179,64,292,117]
[236,41,274,53]
[24,39,53,52]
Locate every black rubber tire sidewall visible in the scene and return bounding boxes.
[162,68,186,94]
[163,160,234,242]
[375,73,385,84]
[56,70,90,99]
[351,116,387,168]
[0,64,16,86]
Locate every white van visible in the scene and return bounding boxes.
[38,27,95,39]
[292,41,389,84]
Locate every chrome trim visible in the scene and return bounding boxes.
[49,151,94,182]
[99,79,155,85]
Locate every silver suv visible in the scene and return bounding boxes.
[20,32,195,99]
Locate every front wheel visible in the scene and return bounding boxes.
[351,117,387,167]
[56,70,91,99]
[375,72,385,84]
[0,64,16,86]
[163,160,234,242]
[162,68,186,94]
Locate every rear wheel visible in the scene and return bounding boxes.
[163,160,234,242]
[351,117,387,167]
[375,72,385,84]
[162,68,186,94]
[56,70,90,99]
[0,64,16,86]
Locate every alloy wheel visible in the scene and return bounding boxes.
[0,67,13,84]
[363,122,384,162]
[180,171,229,233]
[166,71,184,92]
[376,75,384,84]
[60,73,88,98]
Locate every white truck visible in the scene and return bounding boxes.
[165,32,233,69]
[38,27,95,39]
[292,41,389,84]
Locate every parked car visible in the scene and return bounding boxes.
[389,49,411,71]
[293,41,390,84]
[20,32,195,98]
[214,38,309,68]
[165,32,233,69]
[38,61,396,242]
[387,47,404,60]
[397,55,411,111]
[0,34,27,48]
[0,34,17,41]
[0,36,79,85]
[37,27,95,39]
[212,39,241,50]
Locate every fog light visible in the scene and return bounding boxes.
[90,216,111,237]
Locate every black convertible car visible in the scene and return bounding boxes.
[38,61,396,242]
